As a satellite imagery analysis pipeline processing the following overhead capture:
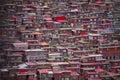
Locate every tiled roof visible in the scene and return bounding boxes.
[95,68,105,73]
[71,71,79,76]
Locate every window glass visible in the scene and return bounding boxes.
[72,76,76,79]
[65,78,69,80]
[90,75,94,78]
[95,75,98,78]
[42,74,46,77]
[63,49,67,52]
[45,78,48,80]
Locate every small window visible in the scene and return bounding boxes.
[58,49,60,52]
[72,76,77,79]
[95,74,98,78]
[90,75,94,78]
[48,74,53,77]
[35,2,38,5]
[9,6,11,8]
[89,58,91,60]
[115,56,119,59]
[25,35,28,38]
[103,65,106,68]
[107,56,110,60]
[65,78,69,80]
[90,19,92,21]
[31,2,34,5]
[36,46,40,48]
[45,78,48,80]
[94,19,96,21]
[115,63,118,66]
[63,49,67,52]
[12,6,15,8]
[77,69,80,73]
[62,78,64,80]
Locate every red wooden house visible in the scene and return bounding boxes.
[66,62,80,73]
[1,24,17,37]
[110,59,120,73]
[43,47,57,53]
[56,46,68,56]
[7,54,23,66]
[80,54,108,70]
[99,45,120,60]
[13,0,23,5]
[27,40,40,49]
[36,62,51,69]
[53,70,62,80]
[25,62,36,72]
[37,69,53,80]
[59,28,72,35]
[59,34,68,42]
[67,36,75,43]
[24,49,47,62]
[20,31,43,42]
[12,42,28,50]
[86,72,101,80]
[0,69,10,80]
[70,71,79,80]
[5,4,16,12]
[61,70,71,80]
[16,71,37,80]
[0,52,5,67]
[28,0,39,5]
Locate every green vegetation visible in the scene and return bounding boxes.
[0,20,8,25]
[113,77,120,80]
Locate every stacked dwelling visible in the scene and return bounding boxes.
[0,0,120,80]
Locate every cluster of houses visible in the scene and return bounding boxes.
[0,0,120,80]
